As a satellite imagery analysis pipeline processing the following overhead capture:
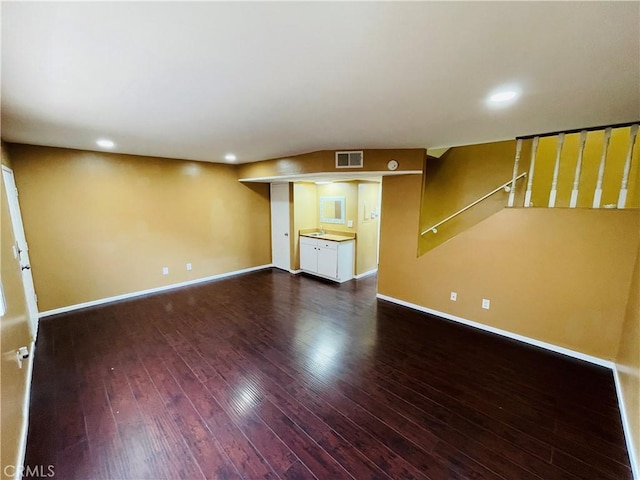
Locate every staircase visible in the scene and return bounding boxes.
[419,123,639,256]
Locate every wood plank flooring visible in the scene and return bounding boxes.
[25,269,632,479]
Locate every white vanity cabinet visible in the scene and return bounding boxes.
[299,236,354,282]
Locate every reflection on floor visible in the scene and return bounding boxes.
[25,268,632,479]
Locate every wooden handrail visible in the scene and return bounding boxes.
[421,172,527,236]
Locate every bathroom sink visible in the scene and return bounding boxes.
[306,232,323,237]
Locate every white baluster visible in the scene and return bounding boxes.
[569,130,588,208]
[548,133,565,208]
[592,127,612,208]
[617,124,639,209]
[508,139,522,207]
[524,136,539,208]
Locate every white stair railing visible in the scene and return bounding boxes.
[421,122,638,242]
[548,133,565,208]
[517,121,638,210]
[421,172,526,235]
[592,127,612,208]
[507,139,523,207]
[618,124,639,208]
[569,130,588,208]
[524,136,539,208]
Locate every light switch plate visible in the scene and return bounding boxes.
[186,263,192,271]
[450,291,457,301]
[162,267,169,275]
[347,220,354,228]
[482,298,490,309]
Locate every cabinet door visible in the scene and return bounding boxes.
[317,246,338,278]
[300,243,318,272]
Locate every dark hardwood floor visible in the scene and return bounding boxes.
[25,269,632,479]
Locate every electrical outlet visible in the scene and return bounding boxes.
[186,263,192,271]
[482,298,491,309]
[347,220,354,228]
[450,291,457,301]
[162,267,169,275]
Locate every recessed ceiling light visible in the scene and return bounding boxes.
[224,153,236,162]
[96,139,115,149]
[486,87,521,107]
[489,91,517,103]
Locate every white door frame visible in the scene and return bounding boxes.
[270,183,291,271]
[376,181,382,266]
[2,166,38,336]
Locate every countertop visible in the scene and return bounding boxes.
[300,232,355,242]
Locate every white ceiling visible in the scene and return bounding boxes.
[239,170,415,184]
[2,2,639,164]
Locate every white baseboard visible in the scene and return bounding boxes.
[614,366,640,480]
[375,294,640,476]
[375,294,614,368]
[39,264,274,318]
[16,340,36,480]
[355,268,378,279]
[288,268,374,279]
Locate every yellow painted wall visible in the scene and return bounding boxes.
[238,148,424,180]
[380,174,640,359]
[1,144,33,480]
[316,182,358,234]
[420,140,529,255]
[7,144,271,312]
[292,183,318,270]
[616,243,640,471]
[356,183,380,275]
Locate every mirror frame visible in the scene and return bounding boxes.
[319,196,346,224]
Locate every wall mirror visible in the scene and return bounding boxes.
[319,196,345,224]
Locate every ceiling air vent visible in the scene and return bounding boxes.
[335,151,363,168]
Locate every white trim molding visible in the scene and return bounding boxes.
[238,170,423,183]
[16,341,36,480]
[375,293,640,479]
[614,365,640,480]
[375,294,614,368]
[355,268,378,279]
[39,264,273,318]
